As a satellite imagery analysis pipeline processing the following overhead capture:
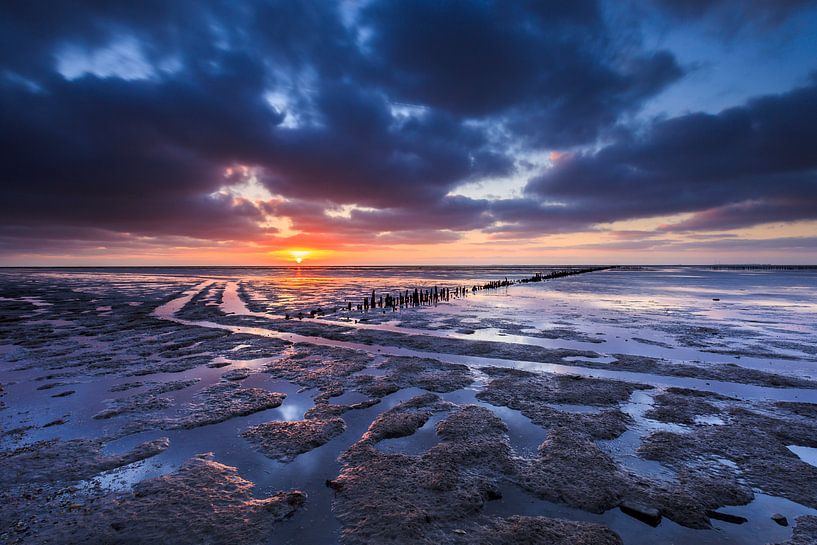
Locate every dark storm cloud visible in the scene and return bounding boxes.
[0,0,524,245]
[659,200,817,232]
[0,51,279,240]
[558,236,817,253]
[360,0,683,146]
[649,0,817,28]
[274,195,494,238]
[259,83,513,206]
[0,0,812,254]
[514,77,817,234]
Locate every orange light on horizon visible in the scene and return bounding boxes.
[289,249,310,264]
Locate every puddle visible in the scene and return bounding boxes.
[441,388,547,456]
[485,484,814,545]
[787,445,817,468]
[695,414,726,426]
[375,411,448,455]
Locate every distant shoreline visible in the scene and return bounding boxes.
[1,264,816,270]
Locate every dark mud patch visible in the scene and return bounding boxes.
[640,402,817,510]
[632,337,674,349]
[513,427,752,529]
[470,369,752,528]
[35,381,75,391]
[305,397,381,420]
[354,356,474,398]
[242,417,346,462]
[94,381,198,420]
[775,401,817,418]
[499,323,605,344]
[51,389,76,398]
[109,381,148,392]
[94,394,173,420]
[774,516,817,545]
[1,453,305,545]
[0,437,169,486]
[481,367,648,407]
[606,354,817,389]
[476,368,645,440]
[122,382,286,435]
[447,516,622,544]
[332,396,622,544]
[263,344,372,392]
[221,367,252,381]
[360,393,454,444]
[146,378,200,394]
[645,387,734,425]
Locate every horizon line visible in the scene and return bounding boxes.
[2,264,817,269]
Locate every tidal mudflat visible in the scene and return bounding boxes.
[1,266,816,545]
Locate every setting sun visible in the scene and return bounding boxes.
[289,250,310,264]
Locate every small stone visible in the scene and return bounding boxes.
[453,529,466,535]
[706,510,747,524]
[620,500,661,527]
[43,419,66,427]
[771,513,789,526]
[51,390,75,398]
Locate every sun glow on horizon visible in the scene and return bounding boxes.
[288,249,310,264]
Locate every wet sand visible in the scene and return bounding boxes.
[1,266,816,544]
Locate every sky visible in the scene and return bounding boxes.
[1,0,816,266]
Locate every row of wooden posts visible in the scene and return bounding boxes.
[285,266,614,319]
[344,266,615,314]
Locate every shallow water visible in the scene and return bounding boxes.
[2,266,817,545]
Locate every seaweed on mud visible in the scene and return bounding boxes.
[221,367,252,381]
[645,387,733,425]
[353,376,401,398]
[773,516,817,545]
[304,398,381,420]
[362,393,455,444]
[109,381,149,392]
[262,344,372,391]
[0,437,169,487]
[94,394,173,420]
[372,356,475,393]
[165,382,286,429]
[452,516,622,545]
[481,366,648,407]
[473,369,753,528]
[775,401,817,418]
[640,402,817,510]
[605,354,817,389]
[514,427,752,529]
[331,395,622,545]
[476,367,643,440]
[496,321,605,344]
[145,378,200,394]
[119,382,286,435]
[1,453,305,545]
[350,357,472,400]
[242,417,347,462]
